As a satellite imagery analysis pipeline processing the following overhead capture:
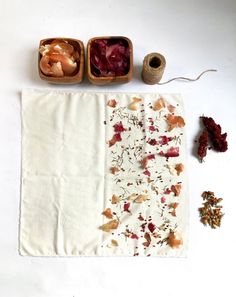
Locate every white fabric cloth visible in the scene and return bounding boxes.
[20,90,188,257]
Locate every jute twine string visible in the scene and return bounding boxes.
[141,52,217,85]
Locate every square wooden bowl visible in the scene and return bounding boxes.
[87,36,133,85]
[38,38,84,84]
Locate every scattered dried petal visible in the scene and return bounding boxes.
[171,184,182,196]
[147,138,158,146]
[140,157,148,168]
[112,194,120,204]
[110,167,120,174]
[111,239,118,246]
[143,232,151,247]
[128,98,143,111]
[128,193,138,201]
[113,122,126,133]
[143,169,151,177]
[99,219,119,232]
[175,163,184,175]
[124,202,131,213]
[134,194,149,203]
[108,133,122,147]
[167,232,183,248]
[163,188,171,194]
[167,104,176,113]
[133,97,143,103]
[166,114,185,131]
[159,136,173,145]
[148,222,156,233]
[169,209,177,217]
[166,163,184,176]
[130,233,139,239]
[138,214,145,221]
[107,99,117,108]
[168,203,179,217]
[140,155,155,168]
[169,202,179,209]
[161,197,166,203]
[128,102,139,111]
[102,208,113,219]
[153,98,166,111]
[149,125,155,132]
[159,147,180,158]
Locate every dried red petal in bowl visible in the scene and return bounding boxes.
[90,39,130,77]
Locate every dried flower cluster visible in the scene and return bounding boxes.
[197,116,228,161]
[199,191,224,228]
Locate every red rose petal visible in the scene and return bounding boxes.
[148,222,156,233]
[143,169,151,177]
[159,147,179,158]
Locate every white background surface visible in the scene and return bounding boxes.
[0,0,236,296]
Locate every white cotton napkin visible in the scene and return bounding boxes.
[20,90,188,257]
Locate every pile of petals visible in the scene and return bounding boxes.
[90,39,130,77]
[39,39,79,77]
[197,116,228,161]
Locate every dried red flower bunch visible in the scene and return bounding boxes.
[201,116,228,152]
[197,116,228,161]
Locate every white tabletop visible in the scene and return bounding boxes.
[0,0,236,296]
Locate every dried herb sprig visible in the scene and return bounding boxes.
[199,191,224,228]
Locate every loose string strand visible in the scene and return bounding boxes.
[157,69,217,85]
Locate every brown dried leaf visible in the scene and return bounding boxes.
[102,208,113,219]
[99,219,119,232]
[166,114,185,131]
[134,194,149,203]
[171,184,182,197]
[112,194,120,204]
[153,98,166,111]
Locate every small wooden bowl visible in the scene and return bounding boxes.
[38,38,84,84]
[87,36,133,85]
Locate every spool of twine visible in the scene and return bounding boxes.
[142,53,166,85]
[142,52,217,85]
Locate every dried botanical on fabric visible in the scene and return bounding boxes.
[100,94,188,256]
[20,90,188,257]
